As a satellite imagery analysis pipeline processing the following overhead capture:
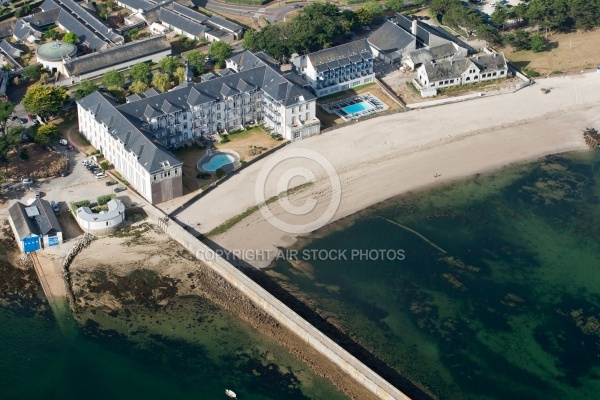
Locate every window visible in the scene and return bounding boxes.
[183,114,187,120]
[217,113,221,119]
[294,132,300,139]
[500,71,505,75]
[450,79,454,84]
[217,104,221,110]
[493,72,497,76]
[305,112,309,121]
[292,107,296,113]
[431,82,435,86]
[465,77,470,81]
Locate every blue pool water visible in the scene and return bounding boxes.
[202,154,234,171]
[342,101,373,115]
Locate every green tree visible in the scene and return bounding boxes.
[158,56,180,75]
[0,101,15,130]
[504,29,532,50]
[430,0,461,16]
[43,28,60,40]
[34,124,61,146]
[96,3,108,20]
[477,24,502,45]
[362,0,384,23]
[74,81,99,100]
[102,70,125,88]
[22,65,43,81]
[152,72,171,92]
[130,80,149,94]
[185,50,205,76]
[491,5,510,30]
[128,28,139,41]
[385,0,404,12]
[100,161,109,171]
[62,32,79,44]
[174,66,186,85]
[530,34,546,52]
[209,41,233,68]
[130,63,151,84]
[22,85,68,119]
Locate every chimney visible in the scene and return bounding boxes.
[411,20,417,36]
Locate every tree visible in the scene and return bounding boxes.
[22,85,68,118]
[362,0,384,23]
[504,29,532,50]
[491,5,510,30]
[128,28,139,41]
[74,81,99,100]
[43,29,60,40]
[96,3,108,20]
[152,72,171,92]
[530,34,546,52]
[158,56,180,75]
[62,32,79,44]
[174,66,186,85]
[130,80,149,94]
[130,63,151,84]
[34,124,61,146]
[385,0,404,12]
[185,50,205,76]
[102,70,125,88]
[22,65,43,81]
[209,41,233,68]
[477,24,502,45]
[0,101,14,130]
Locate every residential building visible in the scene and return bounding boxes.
[292,39,375,98]
[0,39,23,65]
[77,51,320,203]
[392,13,474,53]
[8,199,63,252]
[404,42,468,70]
[415,52,508,94]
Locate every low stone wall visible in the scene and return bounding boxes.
[62,233,95,310]
[144,205,411,400]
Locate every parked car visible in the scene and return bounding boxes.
[105,180,118,186]
[59,139,68,146]
[10,115,18,121]
[114,186,127,193]
[50,201,59,213]
[35,190,41,198]
[32,120,40,126]
[22,178,33,184]
[292,4,303,8]
[95,173,107,179]
[67,145,74,151]
[19,118,28,124]
[362,25,371,31]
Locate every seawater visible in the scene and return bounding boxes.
[0,296,346,400]
[269,150,600,400]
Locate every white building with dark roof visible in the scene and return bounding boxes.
[76,198,125,235]
[77,51,320,203]
[416,52,508,94]
[367,21,416,63]
[292,39,375,98]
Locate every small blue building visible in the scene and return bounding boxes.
[8,199,63,253]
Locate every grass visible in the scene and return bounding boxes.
[172,144,208,192]
[203,182,313,237]
[215,126,280,161]
[318,83,376,102]
[436,78,505,95]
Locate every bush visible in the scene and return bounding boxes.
[523,68,540,78]
[70,200,91,212]
[219,134,230,143]
[215,168,226,179]
[100,161,109,170]
[201,184,210,190]
[97,194,116,206]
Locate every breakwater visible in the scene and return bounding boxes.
[144,205,411,400]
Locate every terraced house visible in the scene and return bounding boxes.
[77,51,320,203]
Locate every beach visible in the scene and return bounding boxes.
[175,73,600,268]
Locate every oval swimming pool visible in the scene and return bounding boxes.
[202,154,235,171]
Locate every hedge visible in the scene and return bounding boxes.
[339,0,368,4]
[221,0,267,4]
[97,194,116,206]
[70,200,91,212]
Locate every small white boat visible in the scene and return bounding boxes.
[225,389,237,398]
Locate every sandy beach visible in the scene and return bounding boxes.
[175,73,600,268]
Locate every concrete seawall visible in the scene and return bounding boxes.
[143,205,411,400]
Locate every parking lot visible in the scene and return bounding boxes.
[0,149,136,240]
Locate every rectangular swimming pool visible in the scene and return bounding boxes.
[342,101,374,115]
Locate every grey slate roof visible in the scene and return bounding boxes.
[8,202,38,239]
[393,13,474,53]
[118,0,155,11]
[0,20,15,38]
[142,88,162,97]
[13,21,41,42]
[40,0,60,11]
[407,42,459,66]
[0,40,23,57]
[57,0,123,44]
[172,2,208,23]
[423,58,471,81]
[207,15,242,33]
[57,9,106,51]
[77,91,182,173]
[368,21,415,54]
[23,8,61,27]
[31,199,62,235]
[160,8,207,38]
[308,39,372,67]
[470,53,507,73]
[201,72,216,81]
[65,35,171,76]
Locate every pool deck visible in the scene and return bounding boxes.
[323,93,389,122]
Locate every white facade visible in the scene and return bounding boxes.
[77,104,182,203]
[76,199,125,235]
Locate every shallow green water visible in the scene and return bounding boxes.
[0,296,345,400]
[269,150,600,400]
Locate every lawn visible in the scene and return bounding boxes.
[500,29,600,75]
[215,126,281,161]
[172,145,208,193]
